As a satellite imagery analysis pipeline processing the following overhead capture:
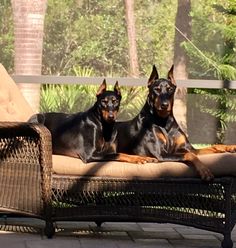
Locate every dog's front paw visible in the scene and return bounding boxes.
[225,145,236,153]
[145,157,158,163]
[198,166,214,181]
[136,156,158,164]
[139,157,158,164]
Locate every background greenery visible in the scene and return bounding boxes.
[184,0,236,142]
[1,0,236,142]
[1,0,235,77]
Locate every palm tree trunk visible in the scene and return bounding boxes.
[11,0,47,112]
[174,0,191,78]
[173,0,191,133]
[124,0,139,77]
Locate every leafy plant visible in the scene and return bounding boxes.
[0,0,14,72]
[184,0,236,143]
[40,65,97,113]
[118,86,147,120]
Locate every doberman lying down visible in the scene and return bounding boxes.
[115,65,236,180]
[29,80,156,164]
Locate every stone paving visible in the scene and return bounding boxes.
[0,218,235,248]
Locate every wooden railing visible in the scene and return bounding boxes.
[11,75,236,89]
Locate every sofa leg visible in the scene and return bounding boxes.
[44,221,55,238]
[221,233,233,248]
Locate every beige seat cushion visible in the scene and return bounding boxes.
[52,153,236,179]
[0,63,34,122]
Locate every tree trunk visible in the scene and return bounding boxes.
[173,0,191,133]
[174,0,191,78]
[11,0,47,112]
[124,0,139,77]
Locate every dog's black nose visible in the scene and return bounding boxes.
[161,102,169,109]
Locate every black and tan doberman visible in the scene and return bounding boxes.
[29,80,156,164]
[115,65,236,180]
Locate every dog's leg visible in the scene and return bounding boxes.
[182,152,214,181]
[193,144,236,155]
[161,152,214,181]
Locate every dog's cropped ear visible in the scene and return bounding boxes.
[114,81,121,98]
[148,65,159,87]
[167,65,176,85]
[96,79,107,96]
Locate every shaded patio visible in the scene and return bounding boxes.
[0,217,235,248]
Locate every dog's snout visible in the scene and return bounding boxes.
[161,102,169,109]
[108,111,115,119]
[108,113,114,118]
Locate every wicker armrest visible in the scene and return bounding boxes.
[0,121,52,219]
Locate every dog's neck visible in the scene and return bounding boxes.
[102,120,115,141]
[90,103,104,121]
[89,104,115,141]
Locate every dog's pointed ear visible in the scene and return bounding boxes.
[167,65,176,85]
[96,79,107,96]
[114,81,121,97]
[148,65,159,87]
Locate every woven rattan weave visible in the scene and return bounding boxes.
[50,175,236,248]
[0,122,52,232]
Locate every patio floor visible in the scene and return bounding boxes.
[0,217,235,248]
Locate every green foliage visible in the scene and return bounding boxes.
[2,0,233,79]
[3,0,236,134]
[182,43,236,80]
[0,0,14,72]
[185,0,236,79]
[42,0,177,77]
[118,86,147,120]
[192,144,211,149]
[40,83,96,113]
[2,0,173,77]
[40,65,97,112]
[194,88,236,123]
[43,0,128,76]
[135,0,177,76]
[184,0,236,142]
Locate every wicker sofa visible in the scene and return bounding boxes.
[1,64,236,248]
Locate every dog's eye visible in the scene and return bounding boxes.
[112,99,118,105]
[154,87,161,94]
[168,88,174,94]
[101,99,108,106]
